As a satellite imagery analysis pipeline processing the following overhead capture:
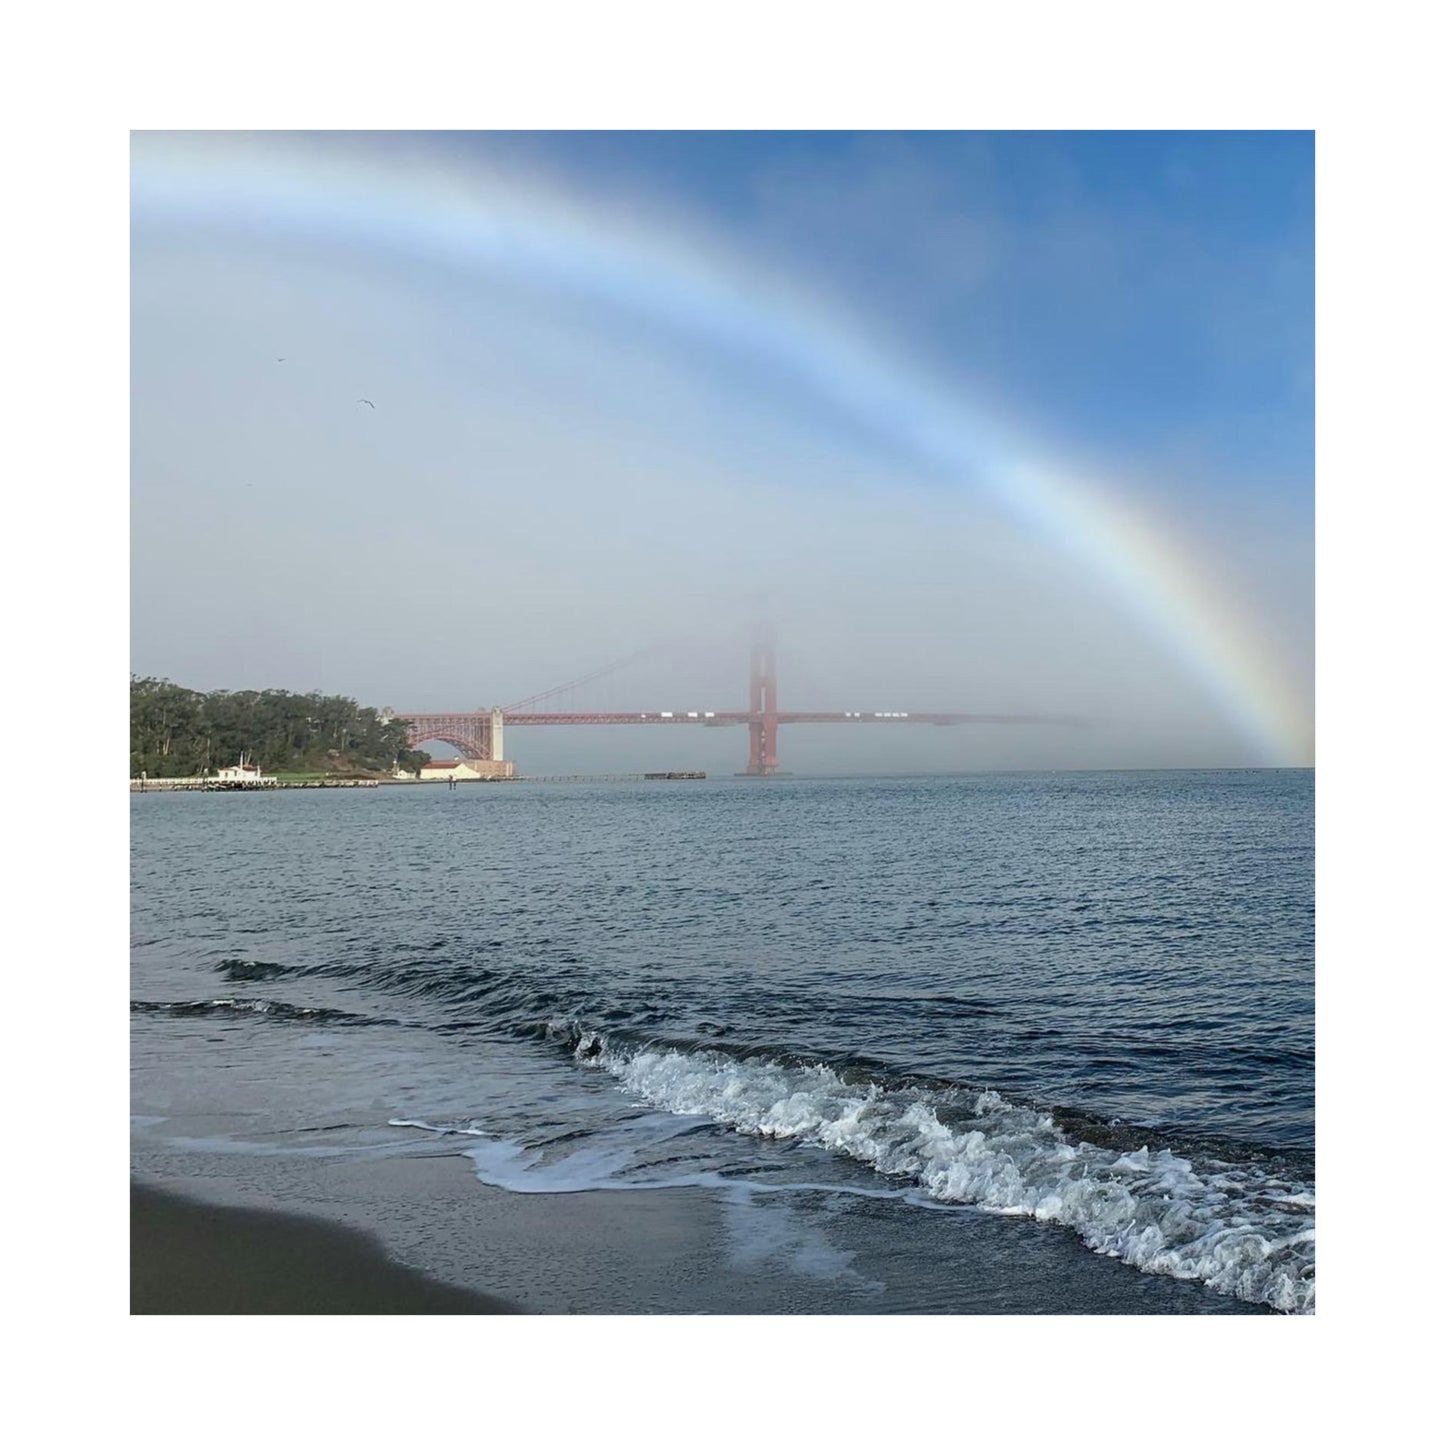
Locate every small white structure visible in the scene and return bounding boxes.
[214,756,277,785]
[394,755,516,782]
[419,758,484,782]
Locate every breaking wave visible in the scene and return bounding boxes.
[545,1018,1315,1314]
[131,998,396,1027]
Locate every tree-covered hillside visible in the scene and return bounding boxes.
[131,677,431,777]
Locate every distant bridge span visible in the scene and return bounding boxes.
[390,632,1076,776]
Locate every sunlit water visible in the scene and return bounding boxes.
[131,770,1314,1312]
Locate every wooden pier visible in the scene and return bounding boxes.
[131,778,381,792]
[134,773,704,791]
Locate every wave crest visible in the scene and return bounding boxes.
[544,1017,1314,1314]
[131,998,394,1027]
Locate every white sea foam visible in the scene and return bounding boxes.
[391,1112,716,1193]
[718,1183,880,1289]
[547,1021,1316,1314]
[391,1113,887,1289]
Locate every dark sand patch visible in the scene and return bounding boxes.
[131,1181,517,1314]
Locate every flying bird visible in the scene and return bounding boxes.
[357,398,375,409]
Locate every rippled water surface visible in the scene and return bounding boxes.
[132,770,1314,1312]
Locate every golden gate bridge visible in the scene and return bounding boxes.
[388,627,1076,777]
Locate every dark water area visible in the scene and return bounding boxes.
[131,770,1314,1313]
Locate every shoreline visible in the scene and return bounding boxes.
[131,1180,517,1314]
[129,1141,1275,1314]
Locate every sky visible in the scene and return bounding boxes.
[131,130,1313,773]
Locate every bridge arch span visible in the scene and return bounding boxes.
[390,710,504,763]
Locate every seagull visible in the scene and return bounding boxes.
[357,398,375,409]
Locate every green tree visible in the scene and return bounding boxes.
[130,678,434,778]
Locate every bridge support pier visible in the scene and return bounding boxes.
[745,717,779,774]
[742,625,781,775]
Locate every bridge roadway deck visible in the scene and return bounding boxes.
[403,711,1066,727]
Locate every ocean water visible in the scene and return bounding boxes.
[131,770,1314,1313]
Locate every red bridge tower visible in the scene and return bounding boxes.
[745,624,780,775]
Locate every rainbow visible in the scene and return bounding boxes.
[131,133,1312,764]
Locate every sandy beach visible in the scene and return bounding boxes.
[132,1181,516,1314]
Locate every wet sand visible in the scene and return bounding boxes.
[131,1141,1270,1313]
[131,1181,516,1314]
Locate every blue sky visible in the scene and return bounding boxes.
[432,130,1314,494]
[131,130,1313,770]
